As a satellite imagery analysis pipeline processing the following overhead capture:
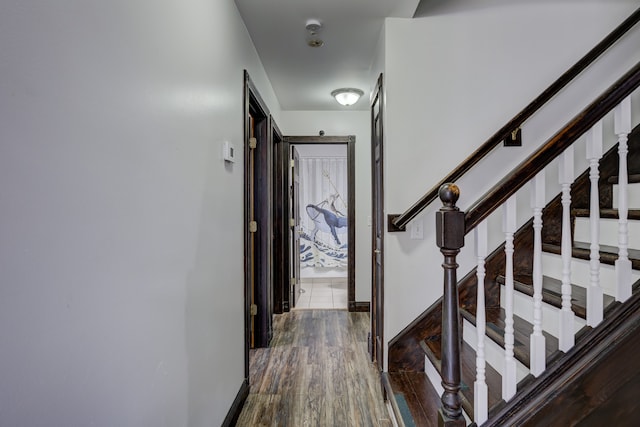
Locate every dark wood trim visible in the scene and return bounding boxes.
[243,70,251,380]
[271,117,286,314]
[464,61,640,234]
[283,135,354,144]
[391,8,640,230]
[243,70,273,380]
[371,73,385,367]
[221,379,250,427]
[273,132,292,312]
[349,301,371,312]
[347,136,356,308]
[282,135,357,311]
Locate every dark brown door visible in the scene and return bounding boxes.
[290,146,301,307]
[248,113,256,348]
[244,71,272,352]
[371,74,384,368]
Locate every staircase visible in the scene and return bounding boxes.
[385,95,640,427]
[382,11,640,426]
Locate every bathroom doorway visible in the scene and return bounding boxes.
[276,135,356,312]
[293,143,348,309]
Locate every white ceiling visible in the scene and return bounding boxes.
[234,0,421,111]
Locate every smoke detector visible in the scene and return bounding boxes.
[305,19,322,35]
[305,19,324,48]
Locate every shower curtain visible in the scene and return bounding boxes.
[299,156,348,268]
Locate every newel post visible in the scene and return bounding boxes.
[436,183,466,427]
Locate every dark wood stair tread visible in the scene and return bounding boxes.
[607,174,640,184]
[386,371,440,427]
[497,274,616,319]
[461,306,559,369]
[542,242,640,269]
[572,208,640,220]
[460,341,504,420]
[420,339,503,420]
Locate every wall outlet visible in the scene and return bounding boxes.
[410,219,424,240]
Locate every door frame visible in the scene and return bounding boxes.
[271,119,286,313]
[289,146,301,309]
[276,135,359,311]
[371,73,384,367]
[243,71,274,381]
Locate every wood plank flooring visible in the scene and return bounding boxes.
[237,310,392,426]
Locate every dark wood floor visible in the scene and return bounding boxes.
[237,310,393,426]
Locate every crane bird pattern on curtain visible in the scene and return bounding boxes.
[299,160,348,268]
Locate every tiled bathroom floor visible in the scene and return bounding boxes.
[294,277,347,309]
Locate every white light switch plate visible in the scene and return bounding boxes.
[222,141,236,163]
[410,219,424,240]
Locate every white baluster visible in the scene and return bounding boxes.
[586,121,604,326]
[615,96,632,302]
[474,221,488,424]
[530,171,546,376]
[559,146,575,352]
[502,196,517,400]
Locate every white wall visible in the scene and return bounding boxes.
[381,1,640,368]
[0,1,279,426]
[280,111,372,301]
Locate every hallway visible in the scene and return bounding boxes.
[237,310,392,426]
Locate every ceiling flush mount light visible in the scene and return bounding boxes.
[331,88,364,106]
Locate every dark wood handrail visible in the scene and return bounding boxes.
[464,61,640,234]
[391,7,640,231]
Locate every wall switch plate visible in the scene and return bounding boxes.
[410,219,424,240]
[223,141,236,163]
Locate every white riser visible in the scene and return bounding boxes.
[504,287,586,338]
[574,217,640,250]
[424,356,472,425]
[613,182,640,210]
[463,318,529,383]
[541,252,640,296]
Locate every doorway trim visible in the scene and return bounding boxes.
[243,71,273,382]
[271,118,286,314]
[279,135,360,311]
[371,73,385,367]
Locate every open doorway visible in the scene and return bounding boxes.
[275,135,358,313]
[292,143,349,309]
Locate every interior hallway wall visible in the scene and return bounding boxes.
[280,111,372,302]
[0,1,279,425]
